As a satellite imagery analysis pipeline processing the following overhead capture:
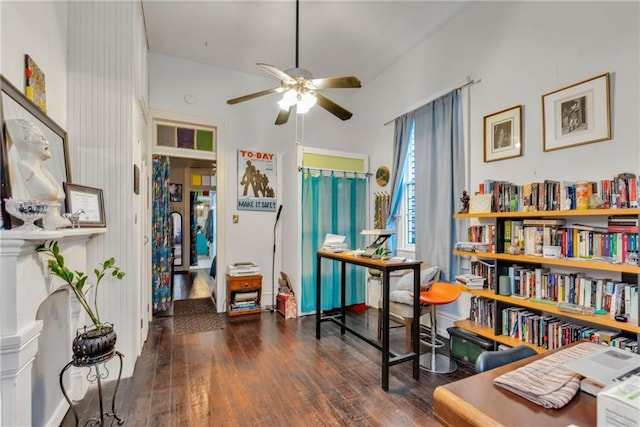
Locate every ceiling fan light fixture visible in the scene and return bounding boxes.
[300,91,317,109]
[278,89,298,110]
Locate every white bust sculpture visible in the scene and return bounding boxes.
[5,118,71,229]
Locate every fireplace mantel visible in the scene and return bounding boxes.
[0,227,107,426]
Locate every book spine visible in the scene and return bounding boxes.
[576,181,589,210]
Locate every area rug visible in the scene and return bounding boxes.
[173,297,226,335]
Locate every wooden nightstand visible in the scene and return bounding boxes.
[226,274,262,316]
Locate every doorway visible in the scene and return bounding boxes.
[161,157,217,304]
[191,191,216,271]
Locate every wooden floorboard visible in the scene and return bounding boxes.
[61,273,474,426]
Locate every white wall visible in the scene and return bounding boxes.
[353,1,639,191]
[149,53,301,308]
[149,2,639,321]
[350,0,639,332]
[1,0,68,127]
[2,0,149,384]
[66,0,149,377]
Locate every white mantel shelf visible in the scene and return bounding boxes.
[0,227,107,241]
[0,227,107,427]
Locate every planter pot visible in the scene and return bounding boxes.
[368,268,382,277]
[72,323,117,365]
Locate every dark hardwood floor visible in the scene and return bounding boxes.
[61,272,474,426]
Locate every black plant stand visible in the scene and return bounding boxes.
[60,350,125,426]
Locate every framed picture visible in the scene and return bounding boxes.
[483,105,522,162]
[237,149,277,212]
[0,75,71,229]
[63,183,106,227]
[542,73,610,152]
[169,182,182,202]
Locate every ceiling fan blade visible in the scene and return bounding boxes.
[315,92,353,121]
[310,76,361,89]
[275,106,293,126]
[226,87,283,105]
[257,63,294,83]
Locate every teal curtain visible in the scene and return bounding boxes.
[152,155,172,311]
[300,169,367,313]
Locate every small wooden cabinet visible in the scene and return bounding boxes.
[226,274,262,316]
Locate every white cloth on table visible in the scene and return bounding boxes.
[493,341,603,409]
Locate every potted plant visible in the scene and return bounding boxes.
[37,240,125,363]
[369,246,392,277]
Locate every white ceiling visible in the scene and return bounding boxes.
[142,0,474,86]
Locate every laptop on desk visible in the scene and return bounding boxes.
[563,345,640,387]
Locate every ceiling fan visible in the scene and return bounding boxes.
[226,0,361,125]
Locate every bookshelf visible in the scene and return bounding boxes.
[454,208,640,353]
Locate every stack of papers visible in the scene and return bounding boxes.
[321,233,347,253]
[455,273,486,289]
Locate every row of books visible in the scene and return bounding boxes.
[506,265,639,319]
[501,306,638,352]
[477,172,640,212]
[230,290,260,311]
[469,296,496,327]
[466,224,496,253]
[499,220,638,265]
[470,259,495,290]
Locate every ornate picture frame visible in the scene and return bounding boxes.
[542,73,610,152]
[0,74,71,229]
[483,105,523,162]
[63,183,106,227]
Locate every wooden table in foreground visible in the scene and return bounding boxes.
[316,250,423,391]
[433,342,596,427]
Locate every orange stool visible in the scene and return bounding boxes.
[416,282,462,373]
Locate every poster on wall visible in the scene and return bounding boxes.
[237,149,277,212]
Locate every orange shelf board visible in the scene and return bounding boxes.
[453,250,640,274]
[453,320,546,354]
[454,208,640,219]
[458,287,640,334]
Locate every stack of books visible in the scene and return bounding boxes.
[321,233,347,252]
[455,273,486,289]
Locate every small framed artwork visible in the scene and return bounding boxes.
[169,183,182,202]
[63,183,106,227]
[542,73,610,152]
[483,105,522,162]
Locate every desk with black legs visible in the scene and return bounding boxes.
[316,250,423,391]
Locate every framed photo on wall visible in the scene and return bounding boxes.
[63,183,106,227]
[542,73,610,152]
[483,105,522,162]
[169,182,182,202]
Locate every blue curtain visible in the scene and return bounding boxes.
[386,116,415,253]
[300,170,367,313]
[152,155,172,311]
[413,90,464,281]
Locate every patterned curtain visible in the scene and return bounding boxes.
[152,155,172,311]
[300,170,367,313]
[190,191,198,266]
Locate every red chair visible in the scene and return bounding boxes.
[414,282,462,373]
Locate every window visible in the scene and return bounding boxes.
[397,122,416,251]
